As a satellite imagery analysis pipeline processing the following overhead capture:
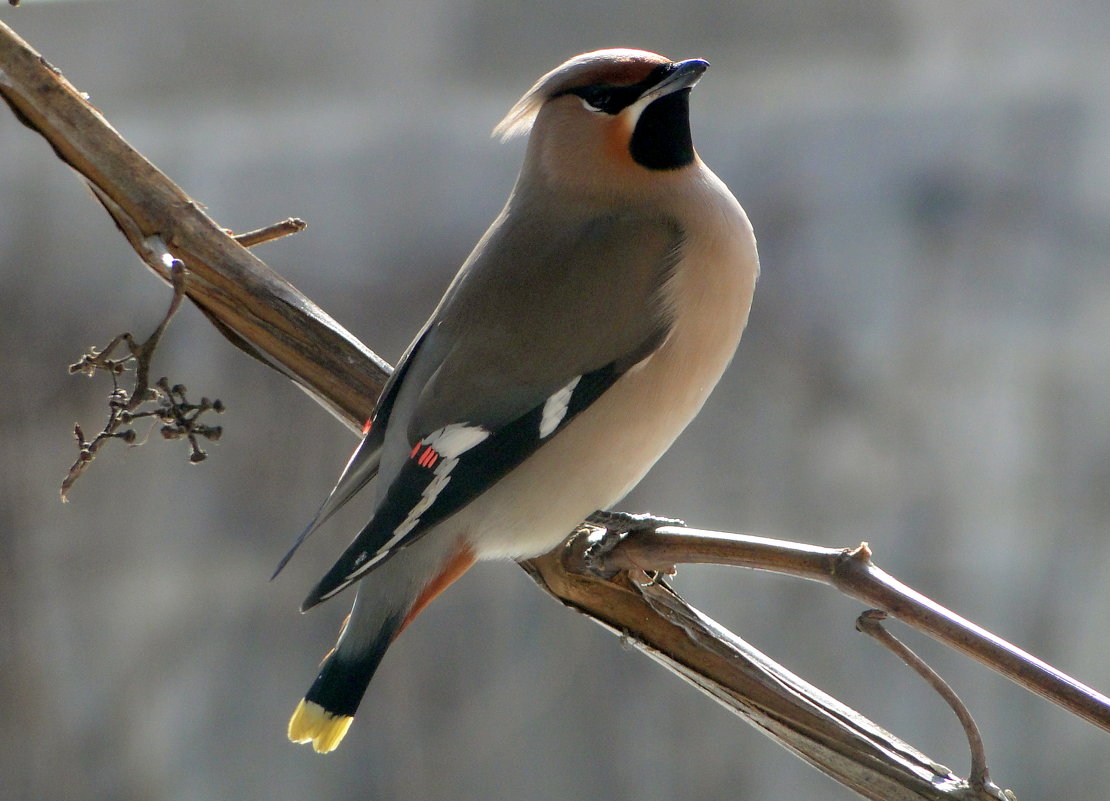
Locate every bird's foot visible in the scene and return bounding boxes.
[585,509,685,534]
[579,510,684,579]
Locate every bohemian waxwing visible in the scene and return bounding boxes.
[280,48,760,753]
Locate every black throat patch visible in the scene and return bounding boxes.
[629,89,695,171]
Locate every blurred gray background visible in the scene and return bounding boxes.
[2,1,1109,799]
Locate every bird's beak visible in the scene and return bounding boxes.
[639,58,710,104]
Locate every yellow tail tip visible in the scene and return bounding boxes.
[288,698,354,753]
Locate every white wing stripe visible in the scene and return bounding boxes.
[539,376,581,439]
[389,455,459,545]
[424,423,491,458]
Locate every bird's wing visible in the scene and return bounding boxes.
[271,328,432,578]
[301,208,685,609]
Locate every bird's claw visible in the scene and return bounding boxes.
[577,510,683,579]
[586,509,685,534]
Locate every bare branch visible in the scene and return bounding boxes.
[526,528,980,801]
[578,525,1110,734]
[0,23,389,428]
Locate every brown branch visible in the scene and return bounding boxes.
[585,526,1110,734]
[4,18,1106,800]
[856,611,1014,801]
[0,23,389,429]
[523,532,983,801]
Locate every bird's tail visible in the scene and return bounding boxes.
[288,539,477,753]
[288,605,403,753]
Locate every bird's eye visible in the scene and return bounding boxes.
[577,87,614,114]
[564,83,642,114]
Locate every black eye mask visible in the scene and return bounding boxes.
[556,63,677,114]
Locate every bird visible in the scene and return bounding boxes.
[279,48,760,753]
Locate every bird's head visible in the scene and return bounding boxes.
[494,49,710,196]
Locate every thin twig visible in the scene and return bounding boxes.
[130,247,188,401]
[856,610,1011,799]
[61,258,224,498]
[233,218,307,248]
